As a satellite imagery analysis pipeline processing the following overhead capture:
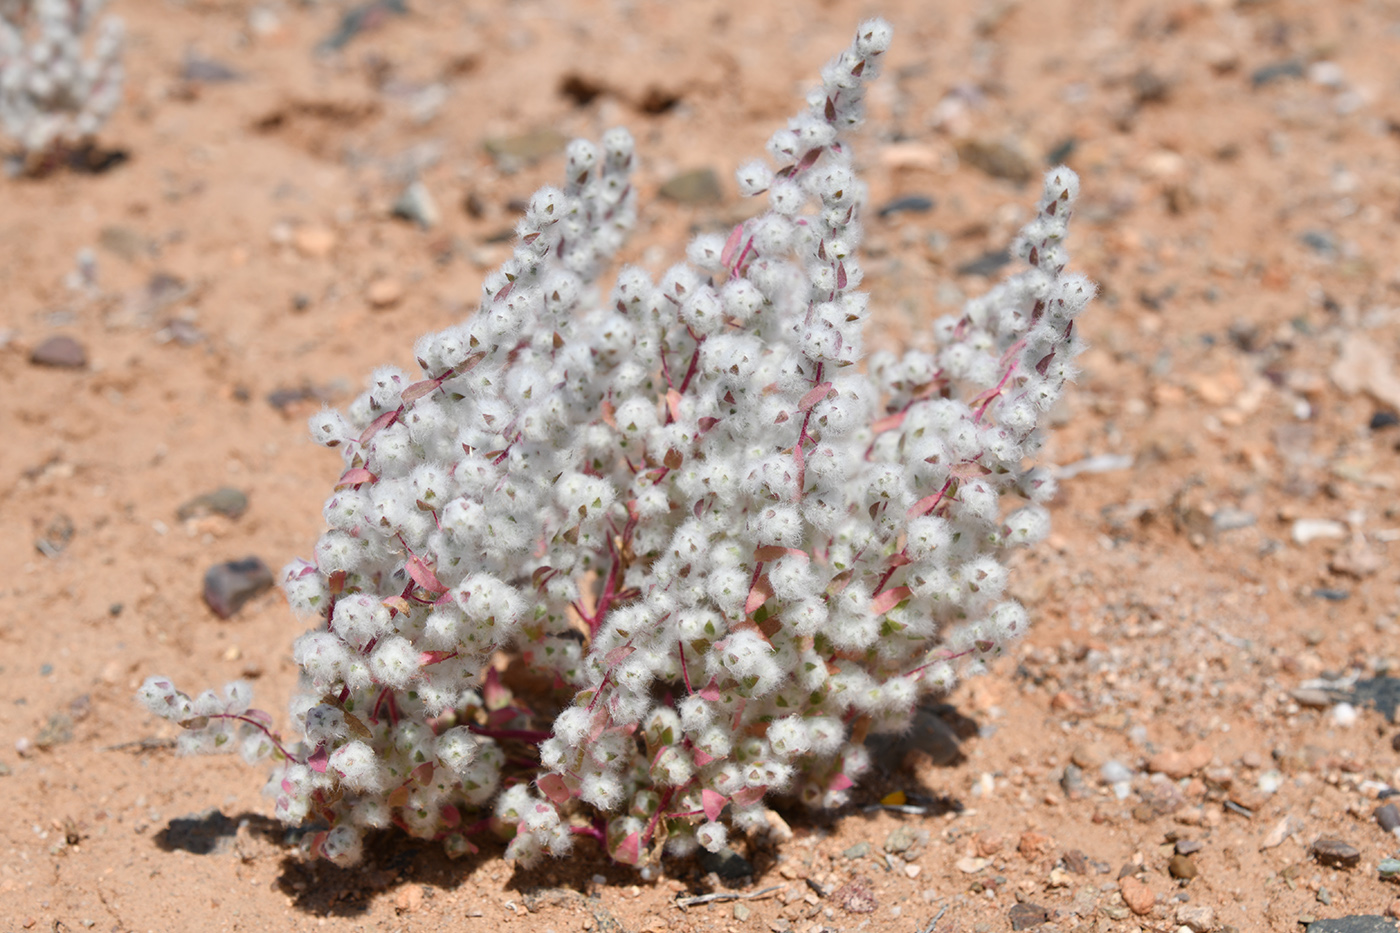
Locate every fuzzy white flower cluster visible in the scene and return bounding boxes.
[140,18,1095,871]
[0,0,123,166]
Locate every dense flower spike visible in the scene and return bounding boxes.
[0,0,123,167]
[140,18,1094,871]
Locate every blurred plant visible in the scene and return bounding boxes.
[139,18,1094,872]
[0,0,123,174]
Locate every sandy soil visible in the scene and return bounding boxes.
[4,0,1400,930]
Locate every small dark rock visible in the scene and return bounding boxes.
[181,55,244,83]
[1045,138,1077,165]
[177,488,249,521]
[35,713,74,748]
[1301,918,1399,933]
[659,168,723,205]
[1352,677,1400,722]
[1168,854,1198,880]
[1392,733,1400,753]
[203,557,275,619]
[1251,59,1305,88]
[1375,803,1400,834]
[35,513,75,557]
[1131,67,1172,105]
[1062,849,1088,874]
[1313,588,1350,602]
[1370,411,1400,431]
[1311,837,1362,870]
[876,195,935,218]
[30,335,88,368]
[1300,230,1338,258]
[698,845,753,881]
[956,248,1012,277]
[1009,902,1049,930]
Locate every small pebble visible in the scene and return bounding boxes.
[392,180,440,229]
[1370,411,1400,431]
[293,225,336,259]
[1175,840,1204,856]
[1100,760,1134,784]
[1168,855,1197,880]
[1176,905,1216,933]
[177,487,249,521]
[367,277,405,309]
[1380,803,1400,834]
[1332,703,1359,727]
[843,841,870,859]
[659,168,723,205]
[1310,837,1361,870]
[1008,902,1048,930]
[30,335,88,368]
[203,557,275,619]
[876,195,935,218]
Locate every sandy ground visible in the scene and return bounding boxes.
[4,0,1400,930]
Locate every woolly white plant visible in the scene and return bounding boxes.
[139,18,1094,871]
[0,0,123,169]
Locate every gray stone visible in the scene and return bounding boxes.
[178,488,249,521]
[842,841,870,859]
[1302,918,1398,933]
[30,335,87,368]
[1352,677,1400,722]
[659,168,723,205]
[203,557,275,619]
[392,180,440,229]
[1375,802,1400,833]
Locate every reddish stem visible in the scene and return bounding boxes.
[207,713,303,765]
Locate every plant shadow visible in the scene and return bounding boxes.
[151,699,977,916]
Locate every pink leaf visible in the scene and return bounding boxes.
[382,594,412,616]
[798,381,833,412]
[242,709,274,727]
[754,545,810,563]
[357,409,400,446]
[307,745,329,773]
[411,761,435,786]
[605,644,636,668]
[440,803,461,829]
[537,772,572,805]
[829,773,854,792]
[720,223,745,268]
[697,678,721,703]
[613,831,641,866]
[702,789,727,822]
[906,491,944,520]
[309,830,328,860]
[400,378,443,404]
[406,555,448,594]
[870,586,912,616]
[744,574,773,615]
[836,260,847,290]
[335,467,376,489]
[870,411,906,434]
[419,650,456,666]
[691,747,715,767]
[731,785,767,807]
